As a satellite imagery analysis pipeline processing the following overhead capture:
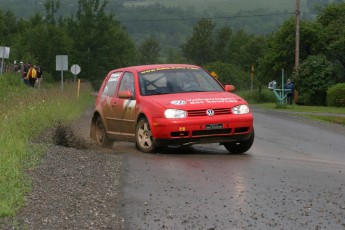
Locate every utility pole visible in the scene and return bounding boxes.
[295,0,300,71]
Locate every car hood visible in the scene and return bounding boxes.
[147,91,247,109]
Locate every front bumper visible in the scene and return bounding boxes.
[151,115,253,146]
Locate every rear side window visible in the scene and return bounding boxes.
[102,72,121,97]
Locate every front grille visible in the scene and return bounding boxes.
[192,128,231,136]
[187,108,231,117]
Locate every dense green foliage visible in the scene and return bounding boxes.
[317,3,345,82]
[327,83,345,107]
[236,89,276,104]
[1,0,345,105]
[295,55,335,105]
[258,17,326,84]
[204,62,250,90]
[182,21,266,86]
[66,0,137,88]
[256,3,345,105]
[1,0,137,89]
[137,38,161,64]
[182,19,216,66]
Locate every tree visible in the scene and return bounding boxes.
[214,26,232,63]
[317,3,345,83]
[138,38,161,65]
[43,0,61,25]
[68,0,136,86]
[182,19,216,66]
[0,10,18,46]
[258,17,326,85]
[205,61,249,90]
[295,55,335,105]
[226,30,266,72]
[166,48,186,64]
[15,12,73,81]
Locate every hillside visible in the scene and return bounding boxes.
[0,0,318,21]
[123,0,303,14]
[0,0,334,57]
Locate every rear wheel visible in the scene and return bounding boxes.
[223,129,254,154]
[95,117,113,148]
[136,118,159,153]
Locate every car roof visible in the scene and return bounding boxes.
[113,64,201,72]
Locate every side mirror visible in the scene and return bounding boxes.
[118,90,133,99]
[225,85,235,92]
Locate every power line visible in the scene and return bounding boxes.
[120,12,295,23]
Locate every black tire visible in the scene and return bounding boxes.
[95,117,113,148]
[223,129,255,154]
[135,118,159,153]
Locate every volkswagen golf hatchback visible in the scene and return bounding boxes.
[90,64,254,153]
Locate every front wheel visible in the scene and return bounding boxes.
[223,129,254,154]
[136,118,159,153]
[95,117,113,148]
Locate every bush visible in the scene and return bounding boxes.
[237,88,276,104]
[294,55,335,106]
[327,83,345,107]
[205,61,252,90]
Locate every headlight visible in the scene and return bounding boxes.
[164,109,187,118]
[232,105,250,114]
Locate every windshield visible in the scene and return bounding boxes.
[138,67,224,96]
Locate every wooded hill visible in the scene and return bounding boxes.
[1,0,344,107]
[0,0,340,51]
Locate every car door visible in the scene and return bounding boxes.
[101,71,123,135]
[116,71,137,138]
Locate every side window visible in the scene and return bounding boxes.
[102,72,121,98]
[118,72,135,98]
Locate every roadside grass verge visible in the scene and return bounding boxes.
[254,103,345,114]
[303,114,345,126]
[253,103,345,126]
[0,74,95,217]
[236,89,345,126]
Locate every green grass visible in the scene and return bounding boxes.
[236,89,345,126]
[0,74,95,217]
[253,103,345,126]
[255,103,345,114]
[304,114,345,126]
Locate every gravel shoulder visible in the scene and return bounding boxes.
[1,107,125,230]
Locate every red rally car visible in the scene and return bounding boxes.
[90,64,254,153]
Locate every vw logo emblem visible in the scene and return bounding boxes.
[206,109,214,116]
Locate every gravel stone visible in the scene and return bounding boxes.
[1,107,125,230]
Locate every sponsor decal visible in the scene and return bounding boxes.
[123,100,136,109]
[170,100,187,105]
[103,96,111,105]
[185,98,238,104]
[140,66,199,74]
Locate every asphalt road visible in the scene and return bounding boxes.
[117,108,345,230]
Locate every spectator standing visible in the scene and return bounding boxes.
[23,63,30,85]
[284,79,294,105]
[26,64,37,87]
[36,65,43,89]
